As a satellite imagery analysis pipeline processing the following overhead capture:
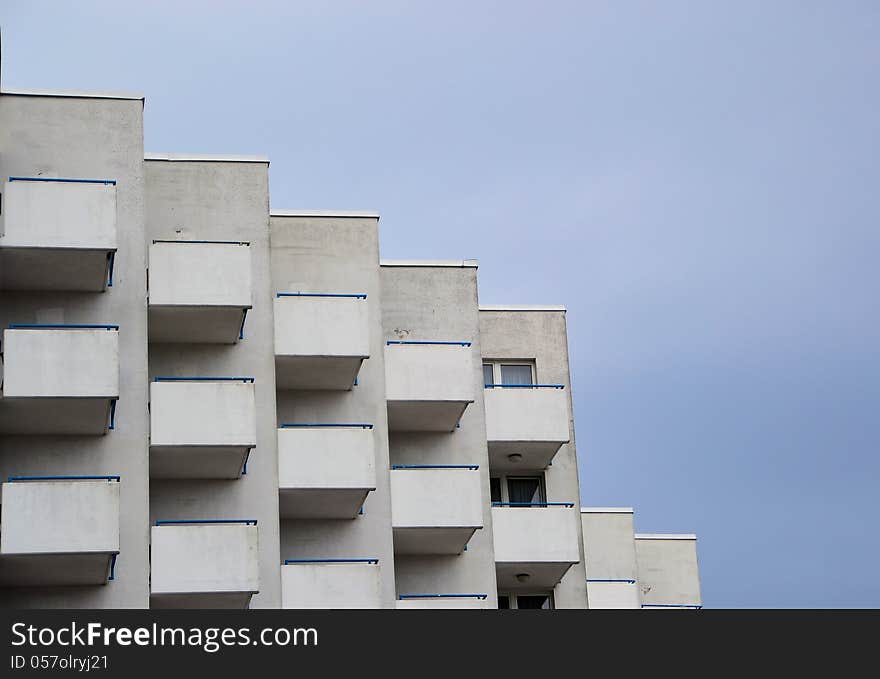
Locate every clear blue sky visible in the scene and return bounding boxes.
[2,1,877,608]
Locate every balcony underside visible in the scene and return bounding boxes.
[487,440,566,471]
[0,398,111,435]
[392,526,478,555]
[150,592,254,609]
[0,552,114,587]
[279,488,372,520]
[495,561,575,591]
[275,355,365,390]
[0,247,111,291]
[149,445,250,479]
[148,306,246,344]
[386,400,471,432]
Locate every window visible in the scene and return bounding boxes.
[490,477,502,503]
[506,476,545,504]
[483,363,494,386]
[497,592,554,609]
[497,595,511,609]
[501,364,534,386]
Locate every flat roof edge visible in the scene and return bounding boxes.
[271,210,380,219]
[581,507,634,514]
[380,259,479,268]
[146,153,269,164]
[635,533,698,541]
[480,304,566,313]
[2,87,144,101]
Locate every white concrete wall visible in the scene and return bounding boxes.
[0,179,116,248]
[484,387,570,445]
[396,597,489,609]
[281,562,381,609]
[2,328,118,397]
[150,524,259,595]
[0,91,149,607]
[0,480,119,554]
[479,309,588,608]
[384,343,475,403]
[390,468,483,529]
[491,505,581,565]
[149,380,256,447]
[274,295,369,358]
[278,426,375,490]
[635,535,702,607]
[148,241,252,307]
[587,582,640,609]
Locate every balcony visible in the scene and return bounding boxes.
[274,293,369,390]
[586,580,640,609]
[0,476,120,586]
[390,466,483,554]
[0,177,116,291]
[148,240,252,344]
[384,341,475,431]
[278,424,376,519]
[149,377,257,479]
[396,594,489,610]
[150,520,260,608]
[483,385,570,470]
[281,559,381,609]
[635,534,702,609]
[491,503,580,590]
[0,325,119,435]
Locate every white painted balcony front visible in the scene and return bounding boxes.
[0,325,119,434]
[390,466,483,554]
[148,240,252,344]
[586,580,640,609]
[384,341,475,431]
[483,385,570,470]
[396,594,490,609]
[635,534,702,609]
[150,520,260,609]
[492,503,580,590]
[274,293,369,390]
[149,377,257,479]
[0,476,120,586]
[281,559,381,609]
[0,177,117,291]
[278,424,376,519]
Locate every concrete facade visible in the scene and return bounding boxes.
[0,68,701,609]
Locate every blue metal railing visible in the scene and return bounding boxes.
[280,423,374,429]
[9,323,119,330]
[152,239,250,246]
[238,309,248,341]
[398,594,487,600]
[492,502,575,508]
[153,376,255,383]
[484,383,565,389]
[391,464,479,470]
[641,603,703,609]
[108,400,118,431]
[386,340,471,346]
[587,579,636,584]
[9,176,116,186]
[155,519,257,526]
[283,558,378,565]
[108,554,118,581]
[241,448,251,476]
[107,251,116,288]
[277,292,367,299]
[7,475,120,482]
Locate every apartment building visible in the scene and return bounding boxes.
[0,70,700,610]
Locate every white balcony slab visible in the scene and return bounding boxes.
[391,467,483,554]
[149,379,256,479]
[396,596,490,609]
[278,425,376,519]
[281,560,381,609]
[0,178,116,291]
[484,386,570,470]
[586,581,640,609]
[148,241,252,344]
[150,522,259,609]
[0,326,119,434]
[635,534,702,608]
[274,294,369,390]
[384,342,475,431]
[0,478,120,586]
[492,504,580,590]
